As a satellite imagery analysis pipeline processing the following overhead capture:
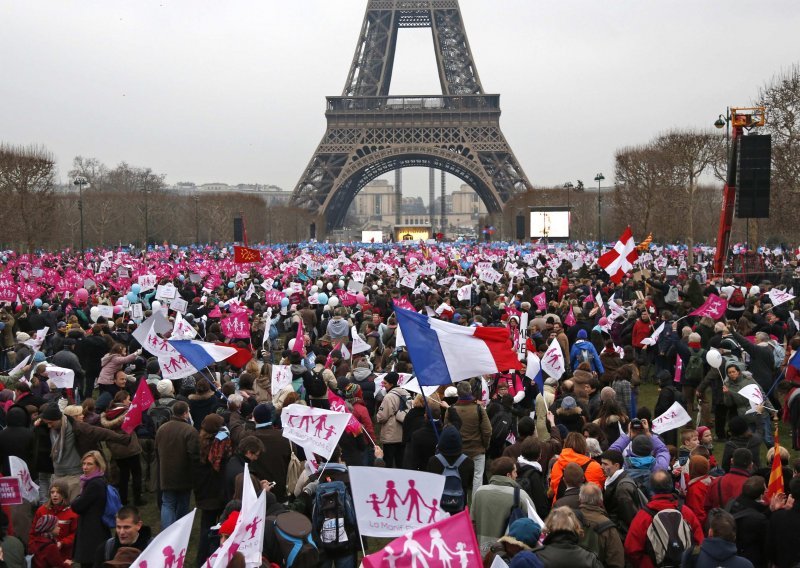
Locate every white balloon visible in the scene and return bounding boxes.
[706,349,723,369]
[372,285,378,291]
[326,283,333,291]
[328,296,340,308]
[89,306,100,322]
[310,286,318,294]
[152,300,162,312]
[316,280,323,288]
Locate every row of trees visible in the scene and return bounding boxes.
[0,154,315,251]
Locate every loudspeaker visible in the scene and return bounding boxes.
[233,217,243,242]
[735,134,771,219]
[309,222,316,240]
[516,215,525,240]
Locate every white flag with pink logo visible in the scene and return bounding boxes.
[280,404,350,460]
[349,466,447,537]
[541,337,565,379]
[362,509,480,567]
[134,508,196,568]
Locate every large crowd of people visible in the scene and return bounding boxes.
[1,240,800,568]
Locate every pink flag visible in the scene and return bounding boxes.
[393,296,415,311]
[339,291,358,307]
[327,390,361,435]
[690,293,727,320]
[673,353,683,384]
[293,319,306,356]
[220,312,250,339]
[362,509,480,568]
[564,306,576,327]
[533,291,547,311]
[122,379,155,434]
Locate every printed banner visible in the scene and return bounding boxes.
[362,509,480,568]
[271,365,292,396]
[44,366,75,388]
[651,401,692,434]
[0,477,22,506]
[221,312,250,339]
[134,509,196,568]
[280,404,350,460]
[349,466,447,537]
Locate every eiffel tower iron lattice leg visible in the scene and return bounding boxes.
[291,0,533,233]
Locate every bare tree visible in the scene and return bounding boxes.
[654,130,723,263]
[613,144,675,234]
[0,144,57,251]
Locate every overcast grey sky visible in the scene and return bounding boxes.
[2,1,798,203]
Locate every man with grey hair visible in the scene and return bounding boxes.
[577,483,625,568]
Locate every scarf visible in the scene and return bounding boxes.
[79,470,104,489]
[517,456,542,471]
[50,417,69,462]
[207,437,233,472]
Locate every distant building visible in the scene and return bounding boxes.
[164,181,292,205]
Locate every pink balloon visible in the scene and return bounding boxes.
[356,293,366,304]
[113,305,123,315]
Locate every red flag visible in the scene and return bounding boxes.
[327,390,361,435]
[362,509,480,568]
[766,425,785,500]
[233,245,262,264]
[122,380,155,434]
[293,319,306,356]
[597,227,638,284]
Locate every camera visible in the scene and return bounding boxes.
[631,418,644,431]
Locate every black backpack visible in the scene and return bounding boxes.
[311,471,357,555]
[147,404,173,433]
[436,453,467,514]
[504,486,526,533]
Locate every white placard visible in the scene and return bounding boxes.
[96,305,114,319]
[155,283,177,300]
[271,364,293,396]
[170,297,188,314]
[44,366,75,388]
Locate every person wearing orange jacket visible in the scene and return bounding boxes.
[548,432,605,503]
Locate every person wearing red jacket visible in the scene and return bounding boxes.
[684,455,713,528]
[631,312,654,349]
[29,482,78,562]
[704,448,752,513]
[624,470,704,568]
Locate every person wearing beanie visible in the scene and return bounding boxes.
[721,415,762,472]
[426,425,474,502]
[571,328,605,375]
[684,455,712,527]
[218,510,240,543]
[228,402,291,503]
[444,380,492,495]
[624,470,705,568]
[375,372,410,468]
[509,551,544,568]
[485,518,543,565]
[28,512,68,568]
[556,394,586,435]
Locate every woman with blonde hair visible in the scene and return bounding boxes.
[536,507,603,567]
[71,451,110,566]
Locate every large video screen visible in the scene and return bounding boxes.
[361,230,383,243]
[530,211,570,238]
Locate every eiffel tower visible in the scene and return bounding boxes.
[291,0,533,234]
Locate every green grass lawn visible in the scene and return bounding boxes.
[130,383,796,562]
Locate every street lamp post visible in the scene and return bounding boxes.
[594,173,605,246]
[142,180,149,248]
[563,182,573,243]
[72,176,88,252]
[194,195,200,244]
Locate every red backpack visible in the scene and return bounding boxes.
[729,287,745,308]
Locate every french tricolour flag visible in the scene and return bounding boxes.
[168,340,238,370]
[394,307,521,386]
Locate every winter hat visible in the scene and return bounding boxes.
[437,425,463,456]
[499,518,542,551]
[598,317,609,327]
[219,511,240,537]
[696,426,711,441]
[156,379,174,397]
[689,455,710,478]
[577,329,588,339]
[509,552,544,568]
[33,351,46,363]
[383,372,400,386]
[544,377,558,387]
[33,514,58,535]
[344,383,362,400]
[728,415,748,437]
[631,434,654,457]
[252,403,274,425]
[561,396,577,410]
[15,332,30,343]
[600,386,616,403]
[444,386,458,398]
[657,370,674,388]
[40,403,62,421]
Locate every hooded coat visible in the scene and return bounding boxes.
[0,406,34,475]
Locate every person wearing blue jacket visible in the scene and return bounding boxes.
[570,329,605,374]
